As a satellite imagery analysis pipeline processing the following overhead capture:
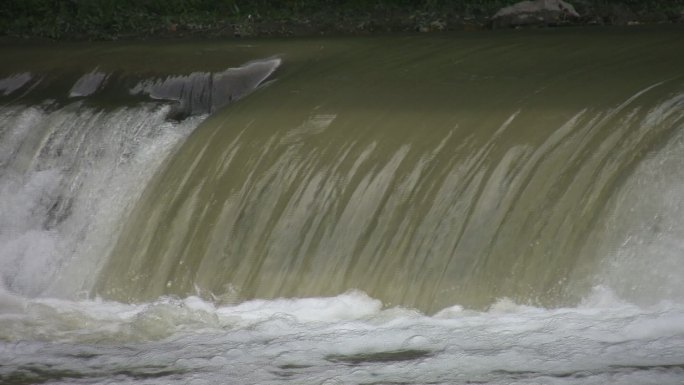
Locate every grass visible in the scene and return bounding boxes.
[1,0,683,40]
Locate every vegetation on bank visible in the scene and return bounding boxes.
[1,0,684,40]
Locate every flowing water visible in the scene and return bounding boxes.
[1,27,684,384]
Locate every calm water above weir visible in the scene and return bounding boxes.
[1,27,684,384]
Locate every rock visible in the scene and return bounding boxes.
[418,20,446,33]
[601,3,638,25]
[492,0,580,28]
[430,20,447,31]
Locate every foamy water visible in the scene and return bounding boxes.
[1,288,683,385]
[0,104,204,298]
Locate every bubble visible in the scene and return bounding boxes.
[320,378,344,385]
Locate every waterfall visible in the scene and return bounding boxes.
[0,57,280,298]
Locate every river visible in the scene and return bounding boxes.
[1,27,684,384]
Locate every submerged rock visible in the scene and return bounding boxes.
[0,72,33,96]
[129,57,281,120]
[69,69,109,97]
[492,0,580,28]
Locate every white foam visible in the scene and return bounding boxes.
[0,291,682,384]
[0,169,64,296]
[588,104,684,307]
[221,290,382,323]
[0,104,203,298]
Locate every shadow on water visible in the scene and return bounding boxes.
[0,365,189,385]
[325,349,435,365]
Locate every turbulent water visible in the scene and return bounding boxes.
[1,28,684,384]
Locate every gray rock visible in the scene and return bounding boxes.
[492,0,580,28]
[602,3,637,25]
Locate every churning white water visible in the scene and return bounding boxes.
[1,289,684,385]
[0,103,204,298]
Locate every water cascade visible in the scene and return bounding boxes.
[0,52,281,298]
[1,30,683,384]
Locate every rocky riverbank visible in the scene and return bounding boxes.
[1,0,684,40]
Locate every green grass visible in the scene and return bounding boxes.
[1,0,683,40]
